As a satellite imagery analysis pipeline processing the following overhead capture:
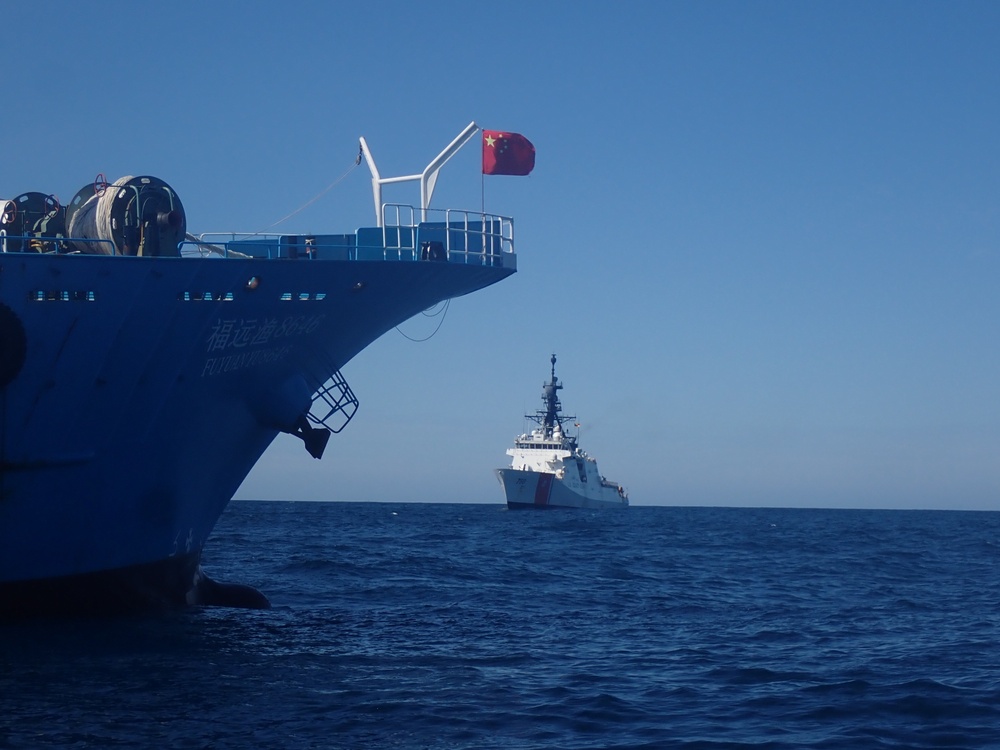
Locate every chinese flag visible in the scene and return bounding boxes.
[482,130,535,176]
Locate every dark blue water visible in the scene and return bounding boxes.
[4,503,1000,749]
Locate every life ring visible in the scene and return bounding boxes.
[0,303,27,388]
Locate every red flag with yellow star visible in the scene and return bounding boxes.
[482,130,535,175]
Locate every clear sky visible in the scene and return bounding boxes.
[4,1,998,509]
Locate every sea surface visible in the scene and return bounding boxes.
[3,502,1000,749]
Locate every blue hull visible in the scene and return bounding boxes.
[0,246,513,614]
[1,551,202,616]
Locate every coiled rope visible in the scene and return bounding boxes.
[66,175,134,254]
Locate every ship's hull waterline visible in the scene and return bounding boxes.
[497,468,627,509]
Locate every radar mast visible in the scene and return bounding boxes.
[526,354,576,441]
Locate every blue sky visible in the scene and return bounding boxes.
[4,2,998,508]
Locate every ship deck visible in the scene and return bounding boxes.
[177,204,516,270]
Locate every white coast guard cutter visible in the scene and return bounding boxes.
[496,355,628,509]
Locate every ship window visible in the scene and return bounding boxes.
[315,293,327,301]
[176,291,235,302]
[299,292,310,301]
[30,289,98,302]
[280,292,293,301]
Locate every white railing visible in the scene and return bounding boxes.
[380,204,513,265]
